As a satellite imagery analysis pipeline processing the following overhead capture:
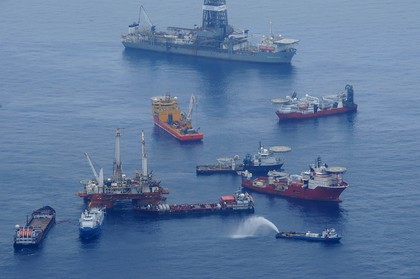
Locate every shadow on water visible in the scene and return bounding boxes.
[285,198,344,218]
[14,247,41,256]
[79,235,101,248]
[121,48,296,81]
[264,194,345,221]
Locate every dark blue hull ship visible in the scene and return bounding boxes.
[276,228,341,243]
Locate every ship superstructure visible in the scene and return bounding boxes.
[78,129,169,209]
[121,0,298,64]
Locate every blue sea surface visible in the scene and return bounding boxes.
[1,0,420,278]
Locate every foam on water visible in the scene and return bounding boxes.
[231,216,279,239]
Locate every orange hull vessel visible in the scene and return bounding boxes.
[151,94,203,142]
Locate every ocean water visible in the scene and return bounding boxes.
[1,0,420,278]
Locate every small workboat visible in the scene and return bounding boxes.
[275,228,341,242]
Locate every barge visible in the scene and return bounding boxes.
[13,206,56,249]
[134,190,254,216]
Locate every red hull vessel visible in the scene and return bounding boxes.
[152,94,203,142]
[241,157,348,202]
[276,104,357,121]
[153,116,203,141]
[275,84,357,121]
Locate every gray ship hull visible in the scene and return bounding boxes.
[122,41,296,64]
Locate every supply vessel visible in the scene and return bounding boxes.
[152,94,203,141]
[274,85,357,121]
[13,206,56,249]
[121,1,298,64]
[241,157,348,202]
[79,206,105,239]
[196,143,291,175]
[134,190,254,216]
[275,228,341,242]
[79,129,170,209]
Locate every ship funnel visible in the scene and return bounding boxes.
[141,130,148,177]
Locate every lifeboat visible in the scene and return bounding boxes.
[259,45,276,52]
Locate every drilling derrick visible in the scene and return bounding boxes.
[201,0,231,39]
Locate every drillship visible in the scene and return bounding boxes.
[121,0,299,64]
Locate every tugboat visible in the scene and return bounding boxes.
[241,157,348,202]
[79,206,105,239]
[13,206,56,249]
[151,94,203,142]
[196,143,291,175]
[133,190,254,216]
[274,85,357,121]
[275,228,341,242]
[121,1,298,64]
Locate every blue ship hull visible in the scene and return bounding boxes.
[79,226,102,239]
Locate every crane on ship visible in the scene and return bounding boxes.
[186,94,197,122]
[137,5,155,31]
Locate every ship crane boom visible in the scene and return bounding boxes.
[186,94,197,122]
[84,152,103,187]
[139,5,153,28]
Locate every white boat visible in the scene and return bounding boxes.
[79,207,105,239]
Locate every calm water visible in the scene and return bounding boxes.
[1,0,420,278]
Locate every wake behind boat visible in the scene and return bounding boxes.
[275,228,341,242]
[79,207,105,239]
[121,1,298,64]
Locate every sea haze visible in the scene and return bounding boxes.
[1,0,420,278]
